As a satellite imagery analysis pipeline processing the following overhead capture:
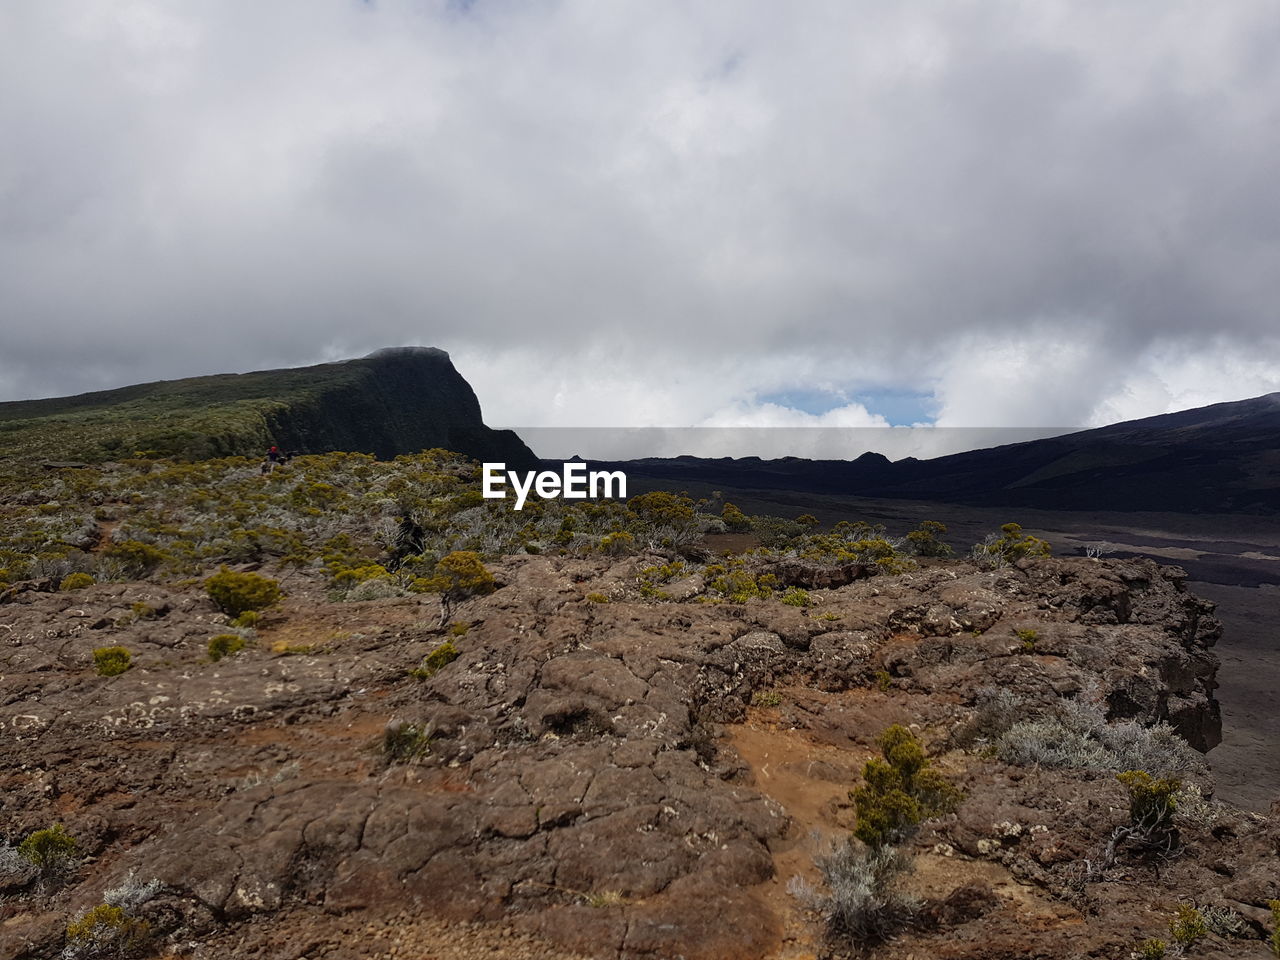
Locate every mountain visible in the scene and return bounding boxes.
[0,346,536,468]
[607,392,1280,514]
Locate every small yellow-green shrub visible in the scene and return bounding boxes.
[93,646,132,677]
[412,640,460,679]
[208,634,247,662]
[1169,904,1206,948]
[18,824,77,873]
[59,572,95,591]
[66,903,150,954]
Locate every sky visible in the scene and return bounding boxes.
[3,1,1280,457]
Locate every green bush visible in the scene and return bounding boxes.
[59,572,95,591]
[721,502,750,531]
[598,531,635,556]
[905,520,953,558]
[1117,770,1181,831]
[780,587,812,607]
[1137,939,1166,960]
[205,567,282,617]
[418,551,495,605]
[208,633,247,662]
[1268,900,1280,957]
[18,824,77,874]
[1169,904,1206,948]
[975,523,1051,565]
[93,646,132,677]
[852,725,961,848]
[411,640,460,679]
[104,539,165,575]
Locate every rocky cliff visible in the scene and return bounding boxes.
[0,346,537,467]
[5,553,1275,960]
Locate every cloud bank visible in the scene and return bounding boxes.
[2,1,1279,450]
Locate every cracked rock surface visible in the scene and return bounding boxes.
[3,554,1273,960]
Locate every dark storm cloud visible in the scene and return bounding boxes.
[1,1,1278,432]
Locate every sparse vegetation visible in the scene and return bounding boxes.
[93,646,132,677]
[59,572,95,591]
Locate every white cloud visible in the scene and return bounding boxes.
[2,1,1279,449]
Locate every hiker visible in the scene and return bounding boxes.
[264,445,282,474]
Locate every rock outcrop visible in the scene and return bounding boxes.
[3,555,1274,960]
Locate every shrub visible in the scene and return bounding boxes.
[1118,770,1180,833]
[65,903,150,955]
[1269,900,1280,957]
[905,520,952,558]
[788,838,915,946]
[852,725,961,848]
[418,551,496,619]
[93,646,132,677]
[598,531,635,556]
[1136,939,1166,960]
[411,640,460,678]
[781,587,812,607]
[383,719,432,763]
[1169,904,1207,948]
[973,523,1051,566]
[796,514,818,527]
[130,601,158,620]
[205,568,283,617]
[103,539,165,576]
[208,633,247,662]
[59,572,95,591]
[707,568,777,603]
[448,621,470,637]
[721,502,750,531]
[753,690,783,707]
[17,824,77,875]
[585,592,609,604]
[628,491,695,527]
[994,699,1202,776]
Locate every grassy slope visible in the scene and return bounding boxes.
[0,363,366,463]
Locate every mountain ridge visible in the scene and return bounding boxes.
[604,392,1280,514]
[0,346,536,468]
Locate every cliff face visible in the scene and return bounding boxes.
[263,347,537,467]
[0,346,537,467]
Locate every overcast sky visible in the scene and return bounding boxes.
[3,1,1279,451]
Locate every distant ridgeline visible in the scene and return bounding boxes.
[0,347,537,468]
[603,392,1280,515]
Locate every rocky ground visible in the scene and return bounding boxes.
[3,553,1278,959]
